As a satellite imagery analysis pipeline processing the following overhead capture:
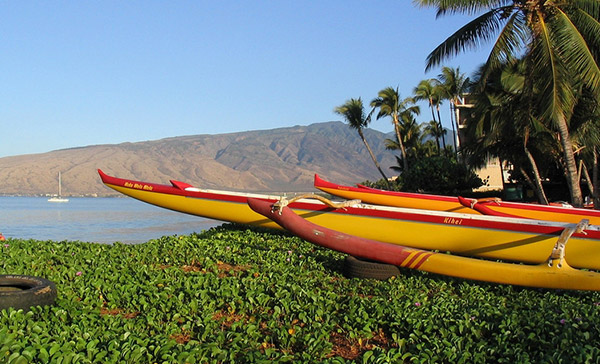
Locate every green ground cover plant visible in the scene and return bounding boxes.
[1,224,600,363]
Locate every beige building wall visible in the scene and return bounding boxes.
[474,158,504,192]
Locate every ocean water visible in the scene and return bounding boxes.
[0,196,222,244]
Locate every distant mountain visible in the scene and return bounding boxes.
[0,121,397,196]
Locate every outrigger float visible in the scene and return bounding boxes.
[248,198,600,291]
[314,174,600,225]
[98,170,600,270]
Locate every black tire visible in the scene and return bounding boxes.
[343,255,401,280]
[0,275,57,311]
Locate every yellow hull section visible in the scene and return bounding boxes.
[425,256,600,291]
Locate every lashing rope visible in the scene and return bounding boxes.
[470,197,502,209]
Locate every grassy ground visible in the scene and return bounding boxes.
[1,224,600,363]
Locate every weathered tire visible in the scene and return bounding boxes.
[0,275,57,311]
[343,256,401,280]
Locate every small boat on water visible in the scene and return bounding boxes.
[247,198,600,291]
[98,169,600,270]
[314,174,600,224]
[48,172,69,203]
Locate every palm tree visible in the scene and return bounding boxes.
[414,79,439,125]
[385,113,423,157]
[334,98,391,185]
[371,87,420,172]
[387,119,438,173]
[462,62,553,204]
[415,0,600,207]
[437,66,470,153]
[424,119,445,153]
[414,79,447,149]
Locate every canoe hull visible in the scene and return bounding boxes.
[247,198,600,291]
[314,174,600,224]
[98,170,600,270]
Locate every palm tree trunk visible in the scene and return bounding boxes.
[438,121,446,151]
[580,160,594,206]
[428,100,441,154]
[594,148,600,209]
[556,113,584,207]
[524,145,549,205]
[498,157,507,191]
[358,129,390,188]
[451,100,465,163]
[436,106,447,151]
[429,99,437,125]
[392,116,409,172]
[448,103,457,157]
[453,100,463,147]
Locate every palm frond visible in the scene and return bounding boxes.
[571,0,600,18]
[499,66,524,94]
[413,0,511,16]
[334,98,368,130]
[425,8,509,70]
[531,14,574,127]
[384,138,400,151]
[477,9,528,82]
[572,7,600,77]
[552,7,600,93]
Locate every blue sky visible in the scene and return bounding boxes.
[0,1,491,158]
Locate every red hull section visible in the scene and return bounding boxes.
[247,197,431,267]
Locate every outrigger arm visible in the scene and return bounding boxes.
[548,219,589,268]
[273,194,361,214]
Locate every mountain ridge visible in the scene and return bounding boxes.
[0,121,397,196]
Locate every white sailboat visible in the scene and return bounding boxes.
[48,172,69,203]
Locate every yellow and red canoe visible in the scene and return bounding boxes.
[314,174,600,224]
[98,170,600,270]
[248,198,600,291]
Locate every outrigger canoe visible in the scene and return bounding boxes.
[98,170,600,270]
[314,174,600,225]
[247,198,600,291]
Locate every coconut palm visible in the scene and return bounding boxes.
[415,0,600,206]
[414,79,447,149]
[462,62,555,204]
[334,98,391,185]
[437,66,470,153]
[424,119,445,153]
[385,113,423,156]
[371,87,420,172]
[387,118,439,173]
